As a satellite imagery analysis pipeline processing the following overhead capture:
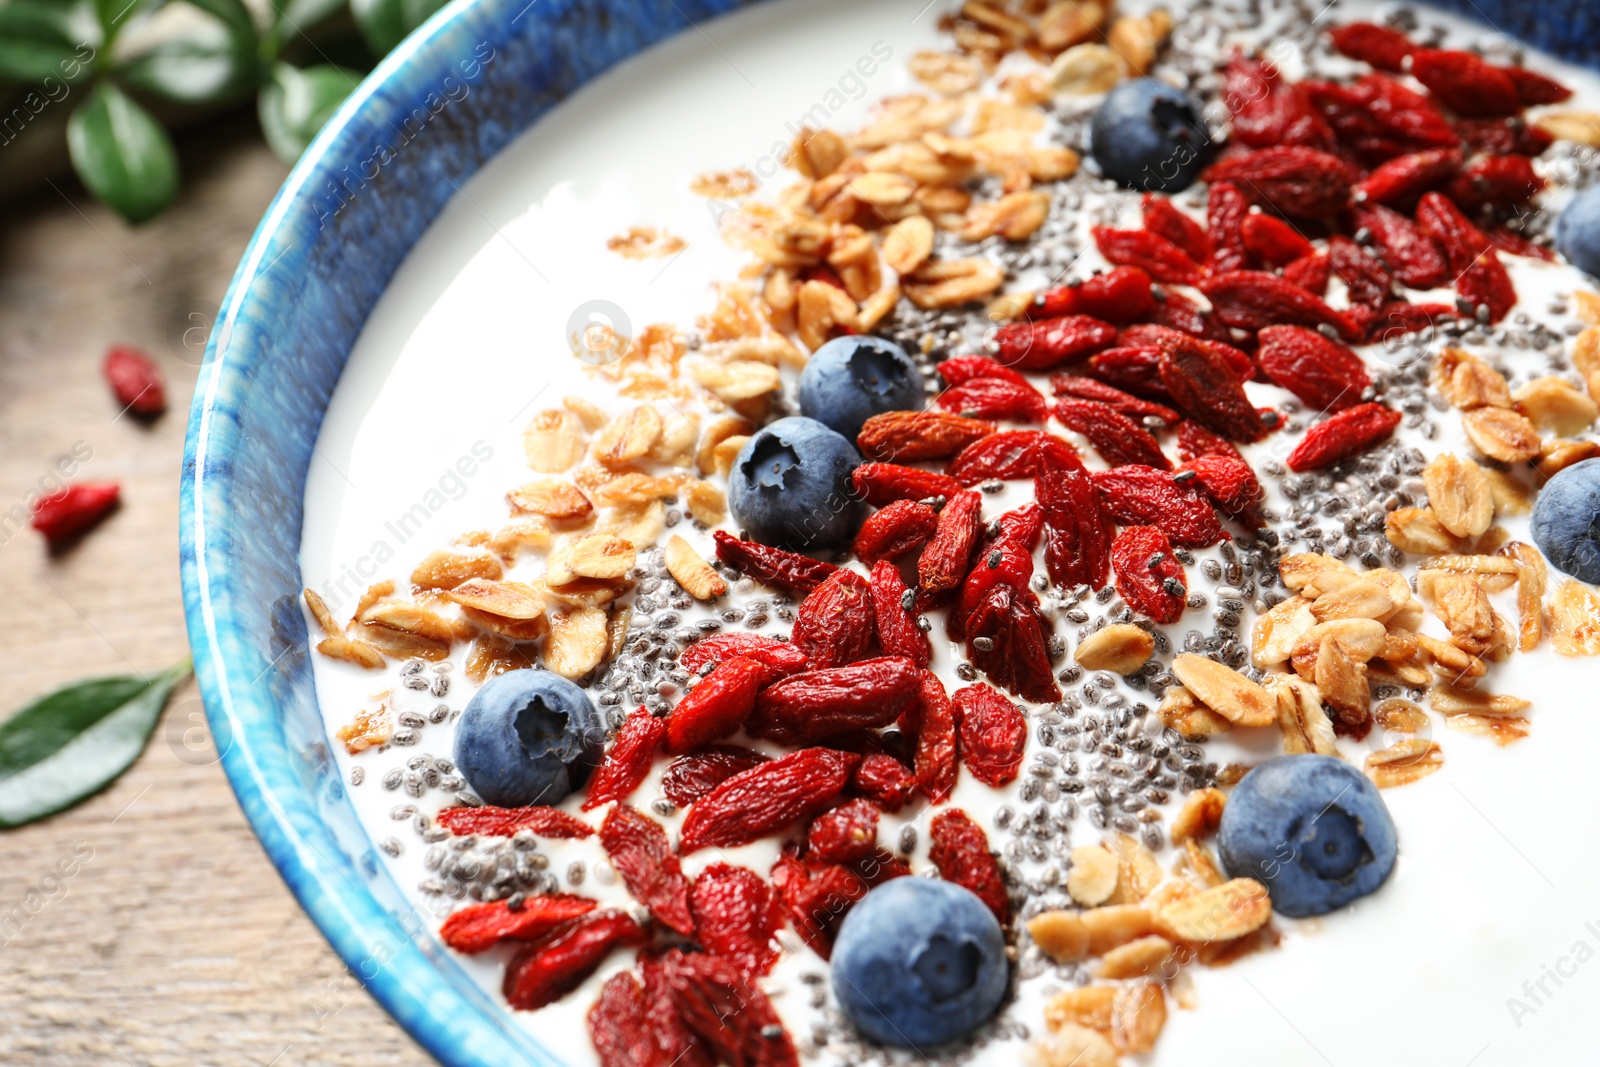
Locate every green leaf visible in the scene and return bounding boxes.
[0,661,189,828]
[257,60,355,163]
[117,18,256,103]
[178,0,253,40]
[66,82,179,223]
[0,0,97,83]
[269,0,344,38]
[350,0,442,58]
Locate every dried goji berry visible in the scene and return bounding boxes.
[792,568,875,669]
[1355,147,1461,208]
[851,462,965,507]
[947,430,1084,486]
[850,752,917,812]
[690,863,784,978]
[1351,203,1451,290]
[1050,374,1179,425]
[897,670,958,802]
[1092,227,1202,286]
[982,502,1043,553]
[1204,147,1355,218]
[712,530,837,594]
[1180,453,1265,529]
[1110,525,1188,625]
[640,954,715,1067]
[937,376,1050,421]
[660,949,798,1067]
[503,910,648,1011]
[1176,419,1243,462]
[661,746,769,807]
[103,345,166,415]
[587,971,657,1067]
[1030,265,1157,324]
[1120,324,1256,382]
[1444,155,1544,215]
[1203,180,1254,273]
[679,634,807,678]
[31,483,120,543]
[918,489,983,593]
[1036,469,1112,590]
[440,894,598,954]
[929,809,1009,926]
[666,656,766,754]
[1257,325,1371,412]
[869,559,930,668]
[952,684,1027,788]
[1146,287,1224,340]
[1092,465,1224,548]
[1329,235,1395,311]
[751,658,920,745]
[1502,64,1572,107]
[964,584,1059,704]
[806,798,880,864]
[681,748,861,852]
[856,409,994,463]
[1200,270,1361,341]
[1086,345,1172,400]
[1328,22,1416,72]
[1241,213,1314,267]
[770,853,867,959]
[436,805,594,839]
[853,500,938,565]
[600,805,695,935]
[584,709,667,811]
[1304,76,1457,162]
[1415,191,1490,269]
[1410,48,1521,118]
[938,354,1032,388]
[1366,301,1458,345]
[992,313,1119,371]
[1283,252,1332,295]
[1285,402,1402,472]
[1458,250,1518,324]
[956,532,1035,635]
[1054,398,1171,470]
[1485,225,1555,263]
[1456,116,1554,158]
[1223,52,1334,149]
[1142,194,1211,263]
[1157,333,1269,443]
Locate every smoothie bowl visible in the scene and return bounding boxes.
[180,1,1600,1065]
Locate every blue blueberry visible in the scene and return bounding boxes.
[452,669,602,807]
[1557,185,1600,277]
[1089,78,1211,193]
[1532,458,1600,582]
[1218,754,1397,919]
[798,336,924,441]
[728,416,863,550]
[831,877,1008,1048]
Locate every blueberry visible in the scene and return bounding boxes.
[831,878,1007,1048]
[1218,754,1397,919]
[1089,78,1211,193]
[1557,185,1600,277]
[727,416,864,550]
[1532,458,1600,582]
[798,336,924,440]
[452,669,602,807]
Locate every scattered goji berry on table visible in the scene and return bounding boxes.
[1410,48,1522,118]
[440,894,598,954]
[900,670,958,803]
[929,809,1009,927]
[712,530,836,594]
[856,409,995,463]
[1111,525,1188,625]
[937,376,1050,421]
[680,747,861,852]
[1203,147,1354,218]
[31,483,120,543]
[583,709,667,811]
[1142,195,1211,263]
[1050,374,1179,425]
[751,658,920,745]
[1157,332,1270,443]
[689,863,784,978]
[851,462,965,508]
[952,684,1028,788]
[599,805,695,936]
[1054,398,1172,470]
[1257,324,1372,413]
[792,567,875,669]
[1241,212,1314,267]
[660,949,798,1067]
[1029,265,1156,324]
[1092,465,1224,548]
[1286,402,1403,472]
[1355,147,1461,209]
[660,746,769,808]
[1327,21,1416,71]
[869,559,931,668]
[666,656,766,754]
[1200,270,1361,342]
[103,345,166,415]
[918,489,984,593]
[807,798,880,864]
[1092,227,1203,286]
[946,429,1084,485]
[436,804,594,839]
[854,499,938,565]
[992,313,1119,371]
[503,910,648,1011]
[1036,469,1112,590]
[587,971,656,1067]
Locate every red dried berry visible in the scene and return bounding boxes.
[1410,48,1521,119]
[1146,287,1222,339]
[680,748,861,852]
[947,430,1084,486]
[1054,398,1171,470]
[1328,22,1416,71]
[690,863,784,978]
[1502,65,1573,107]
[983,502,1043,552]
[854,500,938,565]
[770,854,868,959]
[857,409,996,463]
[660,949,798,1067]
[938,354,1032,389]
[869,559,931,668]
[1283,252,1332,295]
[1329,235,1395,312]
[666,656,765,754]
[503,910,648,1011]
[712,530,837,595]
[1110,525,1188,625]
[850,752,917,812]
[1366,301,1458,345]
[918,489,984,593]
[792,568,875,669]
[1208,177,1253,271]
[1485,225,1555,263]
[1157,333,1269,443]
[894,670,956,803]
[587,971,658,1067]
[1415,191,1491,269]
[103,345,166,415]
[1142,194,1211,263]
[1030,265,1157,324]
[679,633,808,678]
[963,584,1059,704]
[1352,203,1451,290]
[600,805,695,935]
[31,483,120,543]
[638,956,714,1067]
[1200,270,1361,342]
[1050,374,1179,425]
[937,376,1050,421]
[1223,53,1334,149]
[1286,402,1403,472]
[585,709,667,811]
[1092,465,1224,548]
[1356,147,1462,208]
[952,684,1027,788]
[751,658,920,745]
[1241,213,1314,267]
[1092,227,1203,286]
[1203,147,1355,218]
[1086,345,1172,400]
[1456,116,1554,157]
[956,532,1035,635]
[661,746,770,807]
[440,894,598,954]
[1120,324,1256,383]
[436,805,594,839]
[1176,419,1243,462]
[1457,247,1517,325]
[992,314,1119,371]
[807,798,880,864]
[1180,453,1265,529]
[1257,325,1371,412]
[851,462,965,508]
[1304,75,1458,162]
[929,809,1009,926]
[1036,469,1113,590]
[1444,155,1544,215]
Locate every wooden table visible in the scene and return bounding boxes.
[0,118,432,1067]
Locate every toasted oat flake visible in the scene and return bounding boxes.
[601,500,668,547]
[1536,110,1600,147]
[909,50,983,95]
[1170,787,1226,844]
[1097,937,1174,981]
[606,226,686,259]
[1432,348,1512,410]
[359,601,456,645]
[902,257,1004,308]
[547,533,637,586]
[317,635,386,669]
[594,405,664,466]
[1422,454,1493,539]
[1029,1024,1119,1067]
[1170,654,1276,727]
[1515,376,1598,436]
[1365,739,1444,788]
[1104,832,1165,904]
[882,215,936,275]
[1158,684,1232,736]
[1429,684,1531,718]
[1110,982,1166,1054]
[1074,623,1154,674]
[465,634,539,682]
[523,409,587,473]
[303,588,341,638]
[1461,406,1542,463]
[546,606,609,678]
[1546,579,1600,656]
[1048,42,1122,94]
[1536,439,1600,481]
[1066,845,1120,906]
[1042,986,1114,1033]
[445,579,546,620]
[1500,542,1547,652]
[1028,904,1154,961]
[1444,712,1531,746]
[509,479,594,521]
[664,535,727,601]
[410,548,503,590]
[1251,595,1316,666]
[1278,553,1359,598]
[336,704,392,753]
[1154,878,1271,942]
[689,169,758,199]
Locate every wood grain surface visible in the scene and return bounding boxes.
[0,118,433,1067]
